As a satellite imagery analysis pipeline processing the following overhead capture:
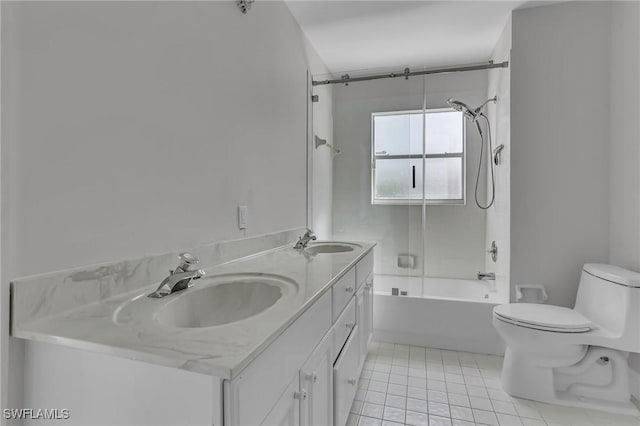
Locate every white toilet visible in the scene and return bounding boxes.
[493,264,640,415]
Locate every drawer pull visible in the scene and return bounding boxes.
[294,390,307,400]
[346,322,355,330]
[347,378,357,386]
[305,372,318,383]
[345,287,354,293]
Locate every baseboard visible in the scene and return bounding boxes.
[631,366,640,400]
[373,329,505,356]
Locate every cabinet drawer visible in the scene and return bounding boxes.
[332,268,356,322]
[334,325,360,426]
[333,297,356,361]
[356,251,374,291]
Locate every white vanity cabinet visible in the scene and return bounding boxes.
[14,246,374,426]
[231,250,374,426]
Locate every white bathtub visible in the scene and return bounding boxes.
[373,275,506,355]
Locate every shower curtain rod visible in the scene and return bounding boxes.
[312,60,509,86]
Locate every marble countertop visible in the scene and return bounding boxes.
[12,239,374,379]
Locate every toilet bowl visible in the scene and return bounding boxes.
[493,264,640,415]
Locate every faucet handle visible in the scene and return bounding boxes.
[177,253,199,271]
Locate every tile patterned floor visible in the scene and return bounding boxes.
[347,342,640,426]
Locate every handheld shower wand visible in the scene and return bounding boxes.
[447,96,498,209]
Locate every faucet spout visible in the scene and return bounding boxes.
[294,229,317,249]
[148,253,205,298]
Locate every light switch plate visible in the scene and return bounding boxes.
[238,205,248,229]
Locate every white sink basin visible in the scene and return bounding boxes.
[115,273,298,329]
[305,242,361,254]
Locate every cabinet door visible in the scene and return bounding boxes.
[334,326,360,426]
[356,285,367,368]
[365,272,374,350]
[300,332,334,426]
[262,374,300,426]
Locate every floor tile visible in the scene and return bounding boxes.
[388,383,408,397]
[385,394,407,409]
[512,398,542,421]
[390,373,409,385]
[428,380,448,392]
[429,401,451,418]
[372,372,391,382]
[448,393,471,408]
[446,383,467,395]
[359,415,383,426]
[365,390,387,405]
[452,419,476,426]
[519,418,546,426]
[492,400,517,416]
[473,409,499,426]
[469,396,493,411]
[446,373,465,384]
[488,388,513,402]
[407,397,430,414]
[465,375,485,387]
[430,415,453,426]
[369,380,388,393]
[391,365,409,375]
[496,413,523,426]
[450,405,474,422]
[410,377,428,388]
[408,386,428,400]
[383,406,406,423]
[467,385,490,398]
[428,390,449,404]
[406,410,430,426]
[362,403,385,419]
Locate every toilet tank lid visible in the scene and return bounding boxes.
[583,264,640,288]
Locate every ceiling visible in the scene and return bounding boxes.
[286,1,547,75]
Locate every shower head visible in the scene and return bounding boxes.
[447,99,478,121]
[447,96,498,121]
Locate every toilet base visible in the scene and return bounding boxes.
[501,346,640,416]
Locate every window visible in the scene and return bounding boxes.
[371,109,465,205]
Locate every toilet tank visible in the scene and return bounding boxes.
[574,264,640,351]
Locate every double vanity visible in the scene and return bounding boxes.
[11,228,374,426]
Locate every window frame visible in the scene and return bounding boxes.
[371,108,466,206]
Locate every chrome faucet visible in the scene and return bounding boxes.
[148,253,205,298]
[478,272,495,281]
[294,229,317,249]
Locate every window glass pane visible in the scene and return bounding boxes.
[374,158,423,200]
[425,111,463,154]
[425,157,462,200]
[373,113,423,156]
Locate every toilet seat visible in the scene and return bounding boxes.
[493,303,592,333]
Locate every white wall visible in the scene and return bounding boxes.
[510,1,611,308]
[608,0,640,379]
[1,1,327,418]
[485,17,511,301]
[332,71,489,279]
